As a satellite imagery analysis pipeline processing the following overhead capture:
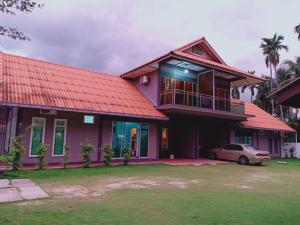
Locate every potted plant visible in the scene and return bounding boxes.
[284,147,289,158]
[122,146,131,166]
[290,146,295,158]
[101,144,113,166]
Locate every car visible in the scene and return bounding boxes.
[208,144,270,165]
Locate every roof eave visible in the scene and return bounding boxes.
[0,102,169,121]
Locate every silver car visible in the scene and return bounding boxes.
[208,144,270,165]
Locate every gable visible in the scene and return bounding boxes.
[183,44,213,61]
[175,37,226,65]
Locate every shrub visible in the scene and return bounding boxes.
[290,146,295,158]
[80,139,95,168]
[122,146,131,166]
[37,143,48,170]
[101,144,113,166]
[62,144,70,169]
[0,135,24,171]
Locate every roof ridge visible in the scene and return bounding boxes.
[1,51,116,78]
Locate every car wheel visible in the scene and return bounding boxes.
[209,152,217,160]
[239,156,249,165]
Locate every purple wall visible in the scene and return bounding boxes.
[231,128,281,157]
[133,71,159,106]
[19,109,100,164]
[18,108,159,165]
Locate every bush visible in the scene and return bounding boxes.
[290,146,295,158]
[80,139,95,168]
[101,144,113,166]
[37,143,48,170]
[122,146,131,166]
[62,144,70,169]
[0,135,24,171]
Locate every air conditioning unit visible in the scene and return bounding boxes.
[259,130,264,136]
[140,75,150,85]
[39,109,57,115]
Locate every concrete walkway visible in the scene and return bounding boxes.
[0,179,49,203]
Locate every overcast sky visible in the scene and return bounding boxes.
[0,0,299,83]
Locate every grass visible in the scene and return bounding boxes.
[1,159,300,225]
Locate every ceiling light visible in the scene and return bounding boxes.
[184,69,189,74]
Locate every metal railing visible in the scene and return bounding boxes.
[160,89,230,111]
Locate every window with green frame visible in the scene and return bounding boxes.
[53,119,67,156]
[112,121,149,158]
[30,117,46,156]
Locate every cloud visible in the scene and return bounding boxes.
[0,0,299,79]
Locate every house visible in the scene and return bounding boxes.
[230,100,294,157]
[0,37,294,165]
[268,77,300,108]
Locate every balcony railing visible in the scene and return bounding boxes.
[160,89,230,112]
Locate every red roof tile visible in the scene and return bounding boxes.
[0,52,167,120]
[241,101,294,132]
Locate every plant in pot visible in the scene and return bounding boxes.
[284,147,289,158]
[101,144,113,166]
[0,135,24,172]
[289,146,295,158]
[122,145,131,166]
[80,139,95,168]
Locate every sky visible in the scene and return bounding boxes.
[0,0,300,99]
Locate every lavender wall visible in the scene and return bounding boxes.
[19,109,100,164]
[231,128,281,157]
[133,70,159,106]
[19,108,159,164]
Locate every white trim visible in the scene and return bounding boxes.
[52,119,67,157]
[29,117,46,157]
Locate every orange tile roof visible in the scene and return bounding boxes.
[241,101,294,132]
[0,52,167,120]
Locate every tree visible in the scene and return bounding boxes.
[260,33,288,88]
[260,34,288,114]
[276,67,292,87]
[231,87,240,99]
[0,0,42,41]
[253,75,273,113]
[285,57,300,78]
[295,24,300,41]
[241,70,257,102]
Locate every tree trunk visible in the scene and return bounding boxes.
[269,66,275,115]
[274,64,284,120]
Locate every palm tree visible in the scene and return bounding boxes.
[260,33,288,114]
[285,56,300,78]
[260,33,288,88]
[295,24,300,41]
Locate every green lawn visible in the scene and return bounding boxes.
[1,159,300,225]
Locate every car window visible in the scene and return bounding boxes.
[223,144,243,151]
[223,144,234,150]
[234,145,243,151]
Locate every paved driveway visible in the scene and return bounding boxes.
[0,179,49,203]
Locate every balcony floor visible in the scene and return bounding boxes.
[156,104,247,121]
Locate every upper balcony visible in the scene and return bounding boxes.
[156,61,247,120]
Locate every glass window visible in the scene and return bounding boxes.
[30,118,46,156]
[112,121,149,158]
[235,131,253,145]
[53,119,67,156]
[140,124,149,158]
[161,128,168,151]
